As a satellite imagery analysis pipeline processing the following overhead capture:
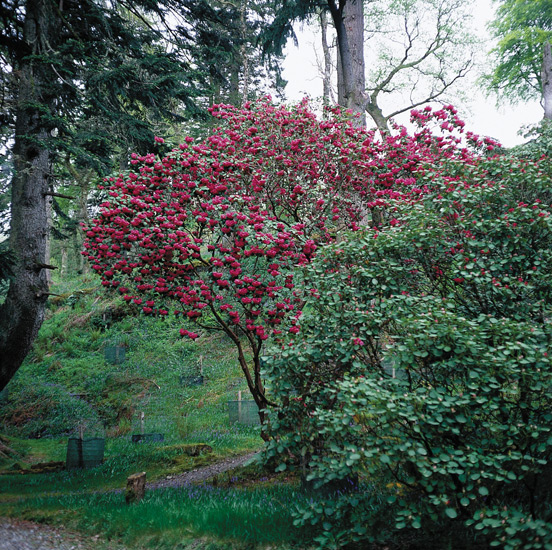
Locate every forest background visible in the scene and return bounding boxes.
[282,0,542,147]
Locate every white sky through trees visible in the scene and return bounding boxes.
[281,0,542,147]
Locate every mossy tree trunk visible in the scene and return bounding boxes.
[0,0,58,391]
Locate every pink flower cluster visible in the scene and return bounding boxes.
[83,98,489,342]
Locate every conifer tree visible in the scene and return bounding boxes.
[0,0,283,390]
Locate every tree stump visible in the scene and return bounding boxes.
[125,472,146,504]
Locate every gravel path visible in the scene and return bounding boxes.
[147,450,259,489]
[0,451,260,549]
[0,518,105,550]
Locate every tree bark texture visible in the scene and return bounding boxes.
[336,39,345,106]
[366,102,389,134]
[45,195,53,286]
[0,0,58,391]
[229,62,241,106]
[543,42,552,120]
[330,0,367,127]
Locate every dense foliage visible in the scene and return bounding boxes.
[83,97,552,546]
[486,0,552,112]
[83,99,491,419]
[262,122,552,548]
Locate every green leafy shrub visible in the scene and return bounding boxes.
[263,147,552,548]
[513,120,552,161]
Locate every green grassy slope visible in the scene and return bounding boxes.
[0,272,265,489]
[0,273,259,456]
[0,274,313,549]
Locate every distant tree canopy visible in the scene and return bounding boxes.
[263,0,477,132]
[486,0,552,119]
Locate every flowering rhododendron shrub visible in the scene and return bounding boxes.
[82,98,493,425]
[262,142,552,547]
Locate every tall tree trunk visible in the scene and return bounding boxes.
[209,75,221,106]
[227,1,250,107]
[330,0,367,127]
[65,162,93,275]
[229,62,241,106]
[336,39,345,106]
[0,0,58,391]
[77,180,91,275]
[239,1,250,106]
[60,246,68,277]
[543,42,552,120]
[44,194,53,286]
[320,10,333,106]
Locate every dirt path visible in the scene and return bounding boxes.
[0,451,260,549]
[146,450,259,489]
